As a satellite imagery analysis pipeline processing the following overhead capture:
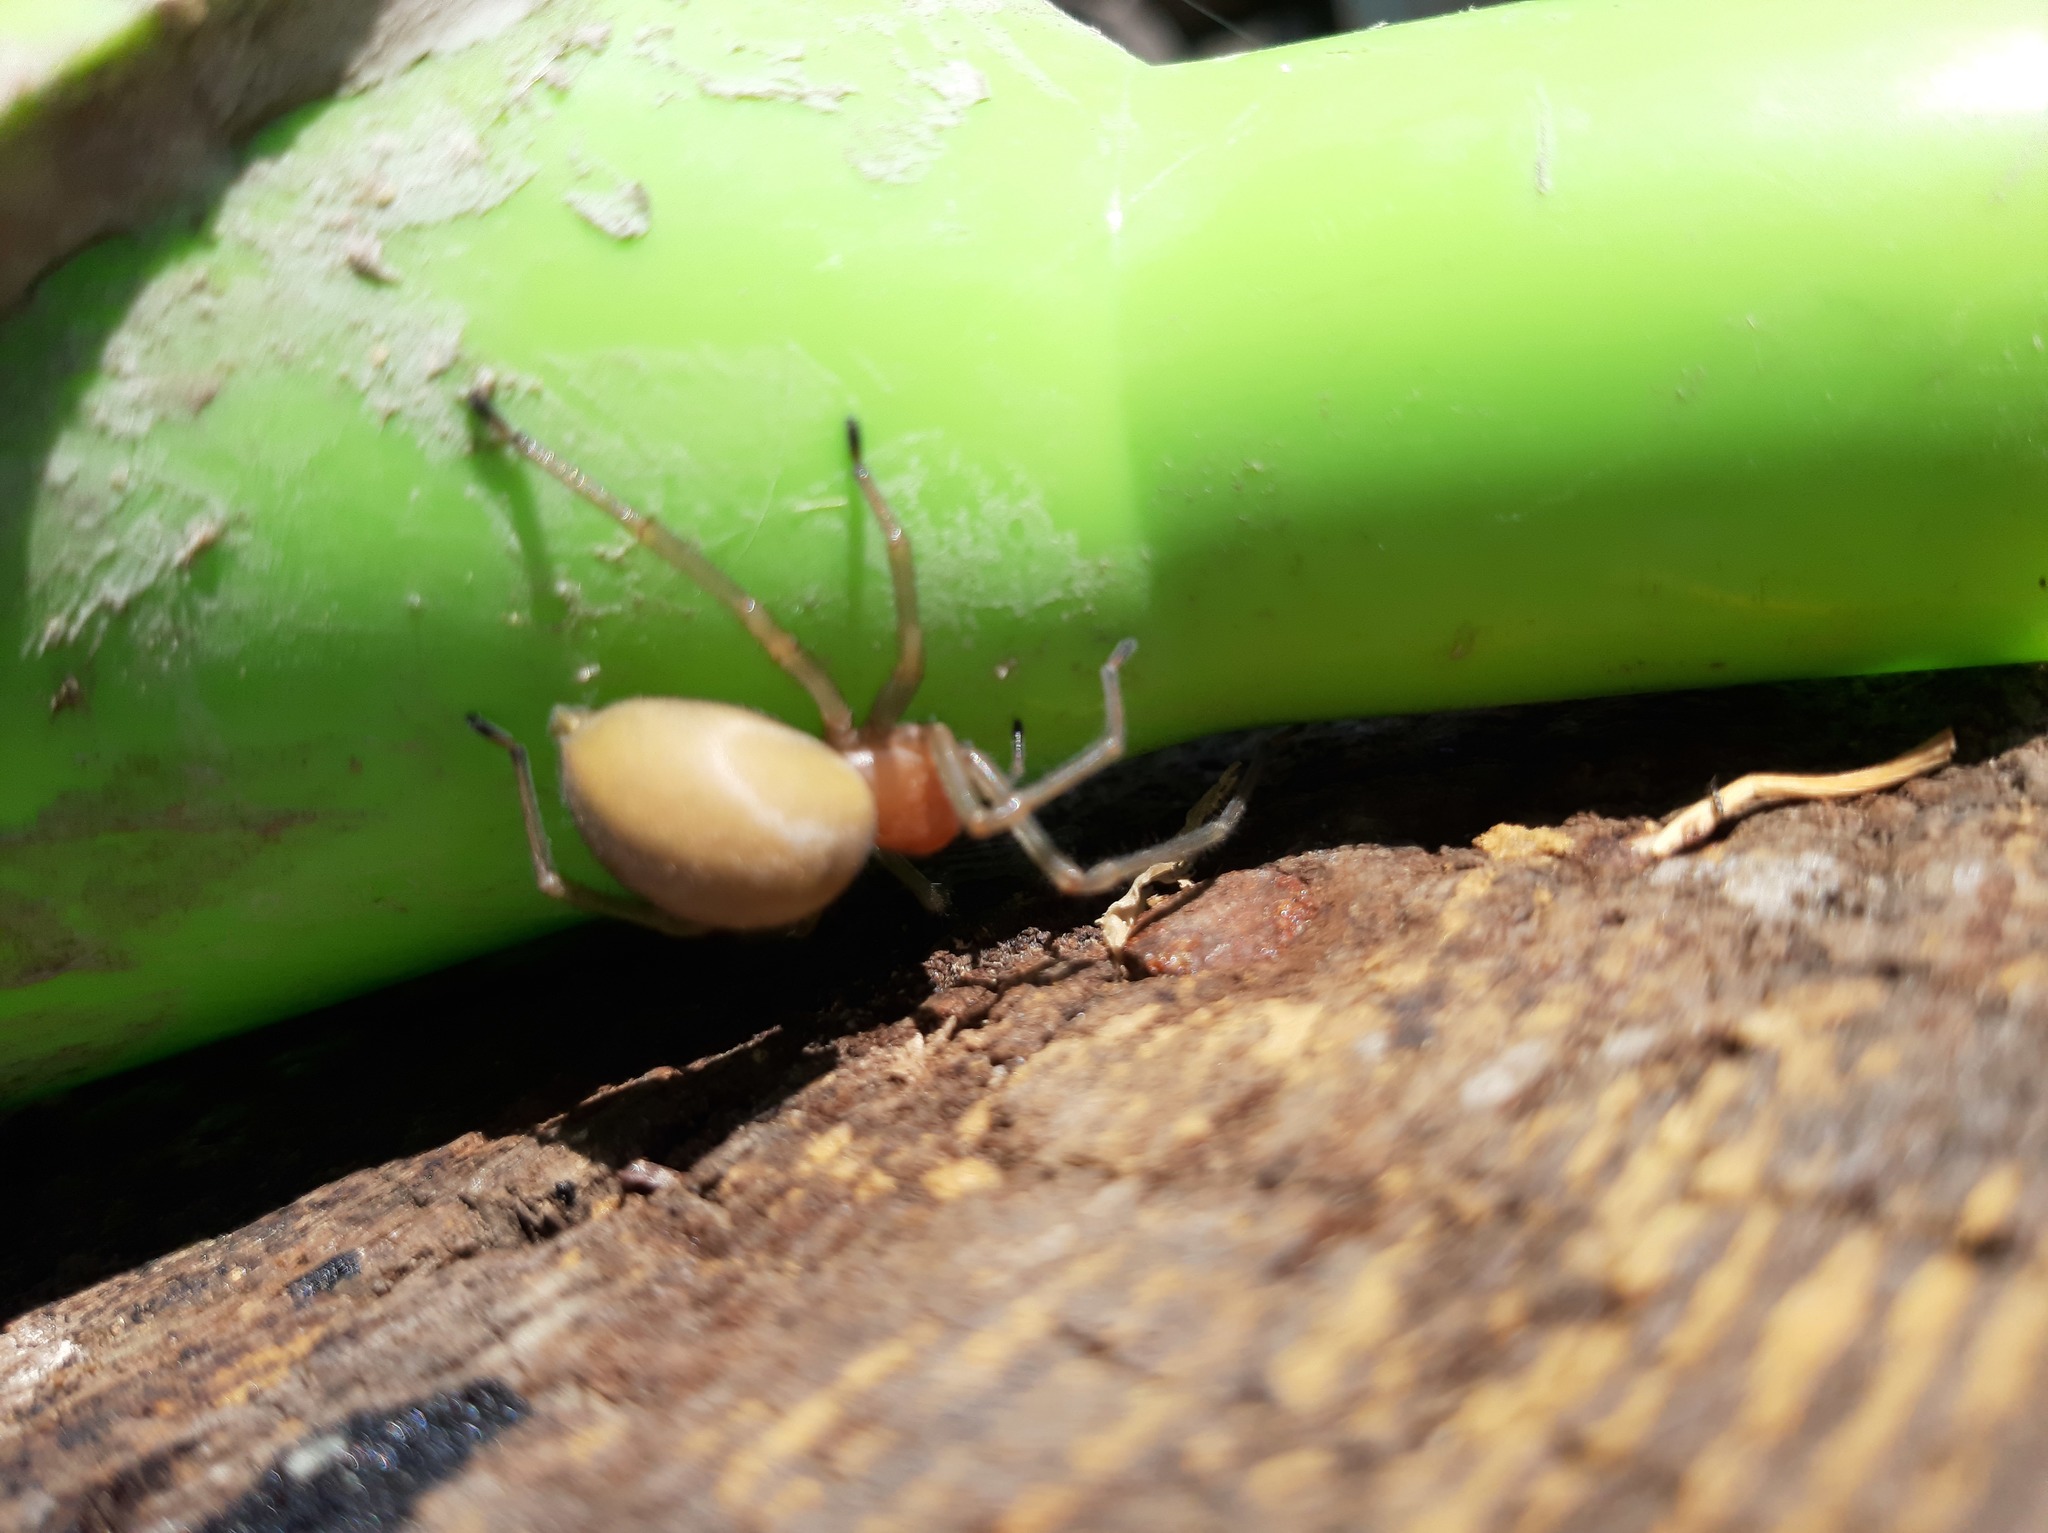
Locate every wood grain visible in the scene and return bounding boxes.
[9,667,2048,1531]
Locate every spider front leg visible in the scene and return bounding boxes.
[946,639,1139,835]
[949,737,1247,895]
[466,714,707,939]
[916,638,1250,896]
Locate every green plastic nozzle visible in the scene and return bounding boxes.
[4,0,2047,1101]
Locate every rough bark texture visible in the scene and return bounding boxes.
[8,666,2048,1532]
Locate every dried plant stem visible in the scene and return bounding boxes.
[1630,729,1956,860]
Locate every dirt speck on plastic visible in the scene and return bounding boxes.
[564,178,652,240]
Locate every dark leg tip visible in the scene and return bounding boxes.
[463,374,513,445]
[845,415,863,462]
[465,711,501,741]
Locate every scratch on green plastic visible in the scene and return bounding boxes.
[3,0,2047,1102]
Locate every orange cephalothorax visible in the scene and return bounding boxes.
[854,724,962,859]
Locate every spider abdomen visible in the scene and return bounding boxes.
[552,698,877,930]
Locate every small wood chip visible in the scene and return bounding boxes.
[1099,759,1247,968]
[1099,860,1198,969]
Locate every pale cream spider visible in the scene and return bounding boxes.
[463,384,1247,936]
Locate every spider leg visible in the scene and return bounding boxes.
[874,847,949,913]
[466,383,858,748]
[926,729,1247,897]
[979,748,1246,896]
[466,713,707,938]
[845,418,925,733]
[939,639,1138,834]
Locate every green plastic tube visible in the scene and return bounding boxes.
[4,0,2047,1102]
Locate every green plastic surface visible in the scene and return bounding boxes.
[4,0,2047,1102]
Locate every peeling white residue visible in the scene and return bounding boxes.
[696,60,857,112]
[847,55,992,183]
[627,23,690,81]
[31,486,235,656]
[174,512,228,571]
[663,17,1002,184]
[920,57,992,115]
[420,327,464,381]
[283,113,538,240]
[565,178,652,240]
[83,367,225,442]
[28,20,557,655]
[79,269,228,440]
[198,100,533,446]
[1919,31,2048,116]
[509,21,614,100]
[1533,84,1555,196]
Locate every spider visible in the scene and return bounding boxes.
[461,382,1248,937]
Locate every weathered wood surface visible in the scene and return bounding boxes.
[8,668,2048,1532]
